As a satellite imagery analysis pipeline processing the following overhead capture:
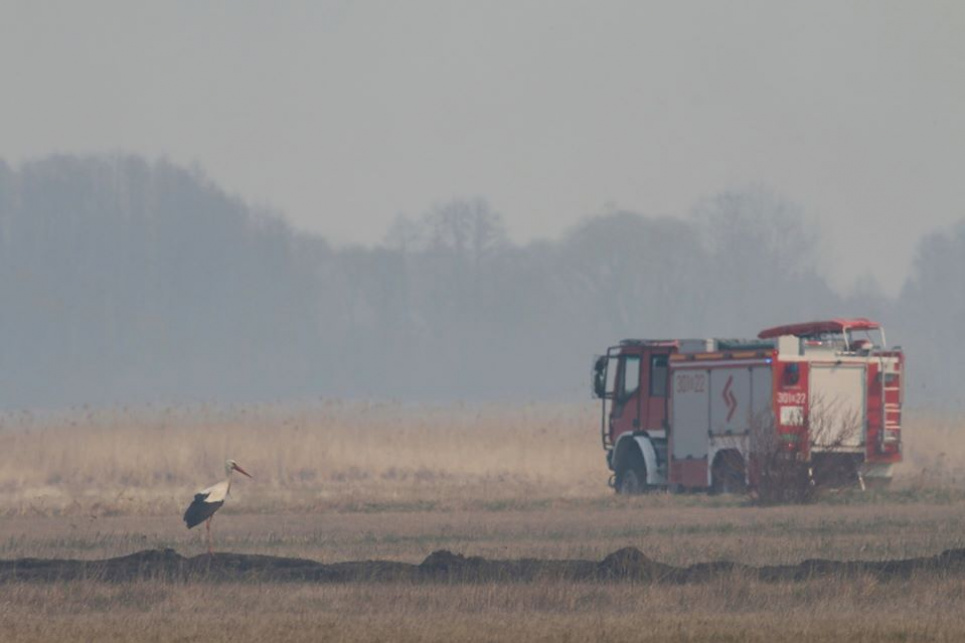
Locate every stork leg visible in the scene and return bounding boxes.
[206,516,213,556]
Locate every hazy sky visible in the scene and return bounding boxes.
[3,1,963,294]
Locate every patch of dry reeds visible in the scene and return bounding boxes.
[0,403,960,519]
[0,401,604,517]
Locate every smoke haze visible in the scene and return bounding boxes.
[2,1,963,296]
[0,154,959,410]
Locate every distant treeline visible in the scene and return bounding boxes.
[0,155,959,409]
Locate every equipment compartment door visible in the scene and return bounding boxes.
[750,366,773,428]
[671,369,710,459]
[809,364,867,449]
[710,368,751,436]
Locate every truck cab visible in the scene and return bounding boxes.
[594,340,675,444]
[593,339,679,492]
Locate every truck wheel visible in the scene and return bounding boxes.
[711,452,747,495]
[615,448,648,495]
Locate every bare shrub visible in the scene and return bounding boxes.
[750,395,863,505]
[747,409,810,505]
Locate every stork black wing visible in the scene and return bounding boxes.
[183,492,223,529]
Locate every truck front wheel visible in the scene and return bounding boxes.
[615,447,648,495]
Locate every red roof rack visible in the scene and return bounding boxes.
[757,318,881,339]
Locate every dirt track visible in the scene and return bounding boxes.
[4,546,965,584]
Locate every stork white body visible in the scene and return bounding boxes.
[198,478,231,504]
[183,459,252,554]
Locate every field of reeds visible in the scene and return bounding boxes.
[2,402,965,641]
[0,401,605,519]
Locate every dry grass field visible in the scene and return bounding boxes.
[2,402,965,641]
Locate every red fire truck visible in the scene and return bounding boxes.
[592,319,903,494]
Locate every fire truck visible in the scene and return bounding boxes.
[592,319,903,494]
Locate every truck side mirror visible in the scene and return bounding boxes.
[592,355,608,399]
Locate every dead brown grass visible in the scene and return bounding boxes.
[0,401,603,517]
[2,403,964,641]
[3,575,965,642]
[897,411,965,488]
[1,402,958,519]
[4,500,965,566]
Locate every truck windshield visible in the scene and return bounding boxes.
[847,328,885,351]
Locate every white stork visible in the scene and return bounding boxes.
[183,459,252,554]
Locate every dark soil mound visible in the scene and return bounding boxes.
[4,547,965,584]
[598,547,672,581]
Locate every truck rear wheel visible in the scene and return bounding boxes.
[711,451,747,495]
[615,447,648,495]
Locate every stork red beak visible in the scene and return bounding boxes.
[233,463,253,478]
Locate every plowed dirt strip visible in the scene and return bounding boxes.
[5,546,965,583]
